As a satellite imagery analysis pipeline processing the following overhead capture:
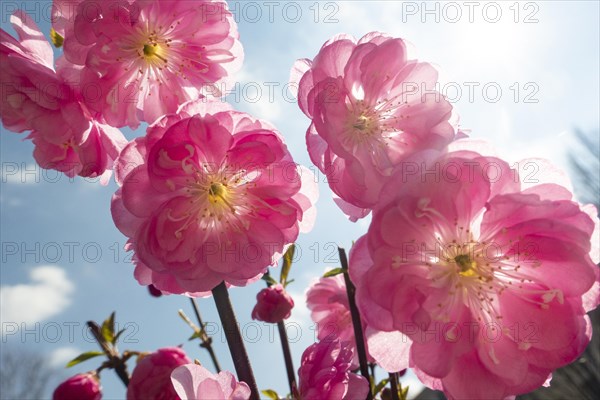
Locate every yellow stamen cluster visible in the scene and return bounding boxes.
[142,41,168,64]
[349,102,380,140]
[208,182,235,213]
[454,254,477,277]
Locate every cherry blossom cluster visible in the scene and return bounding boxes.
[1,1,598,400]
[295,33,599,399]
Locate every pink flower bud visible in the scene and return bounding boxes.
[147,284,163,298]
[251,284,294,323]
[127,347,191,400]
[53,372,101,400]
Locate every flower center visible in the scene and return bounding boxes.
[353,114,377,134]
[208,182,229,204]
[454,254,477,277]
[142,42,167,63]
[143,43,157,57]
[349,101,381,139]
[439,241,489,281]
[61,138,75,149]
[401,199,568,340]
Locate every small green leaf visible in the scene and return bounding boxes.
[280,244,295,285]
[66,351,104,368]
[113,328,125,344]
[50,28,64,48]
[283,279,295,287]
[261,274,278,286]
[101,312,116,344]
[323,267,344,278]
[400,385,409,400]
[261,389,280,400]
[188,331,202,341]
[373,378,389,395]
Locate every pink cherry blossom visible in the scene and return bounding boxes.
[53,372,102,400]
[291,32,456,221]
[112,100,318,294]
[350,144,600,399]
[1,11,54,132]
[1,10,126,182]
[51,0,81,37]
[306,274,355,344]
[57,0,243,128]
[171,363,251,400]
[127,347,191,400]
[297,339,370,400]
[306,273,379,368]
[251,284,295,323]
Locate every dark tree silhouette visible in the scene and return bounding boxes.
[568,129,600,209]
[0,349,57,400]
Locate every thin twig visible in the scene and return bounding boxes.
[339,247,373,400]
[86,321,129,387]
[389,372,400,400]
[264,270,297,394]
[277,321,297,395]
[212,282,259,399]
[189,298,222,372]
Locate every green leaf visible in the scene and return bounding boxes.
[188,331,202,341]
[400,385,409,400]
[261,389,280,400]
[261,274,278,285]
[101,312,116,344]
[280,244,295,285]
[66,351,104,368]
[283,279,295,287]
[323,267,344,278]
[113,328,125,344]
[50,28,64,48]
[373,378,389,395]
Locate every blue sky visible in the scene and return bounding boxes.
[1,1,599,398]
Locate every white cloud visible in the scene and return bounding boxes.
[48,346,81,368]
[287,289,310,328]
[229,67,284,122]
[243,93,283,122]
[0,266,74,335]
